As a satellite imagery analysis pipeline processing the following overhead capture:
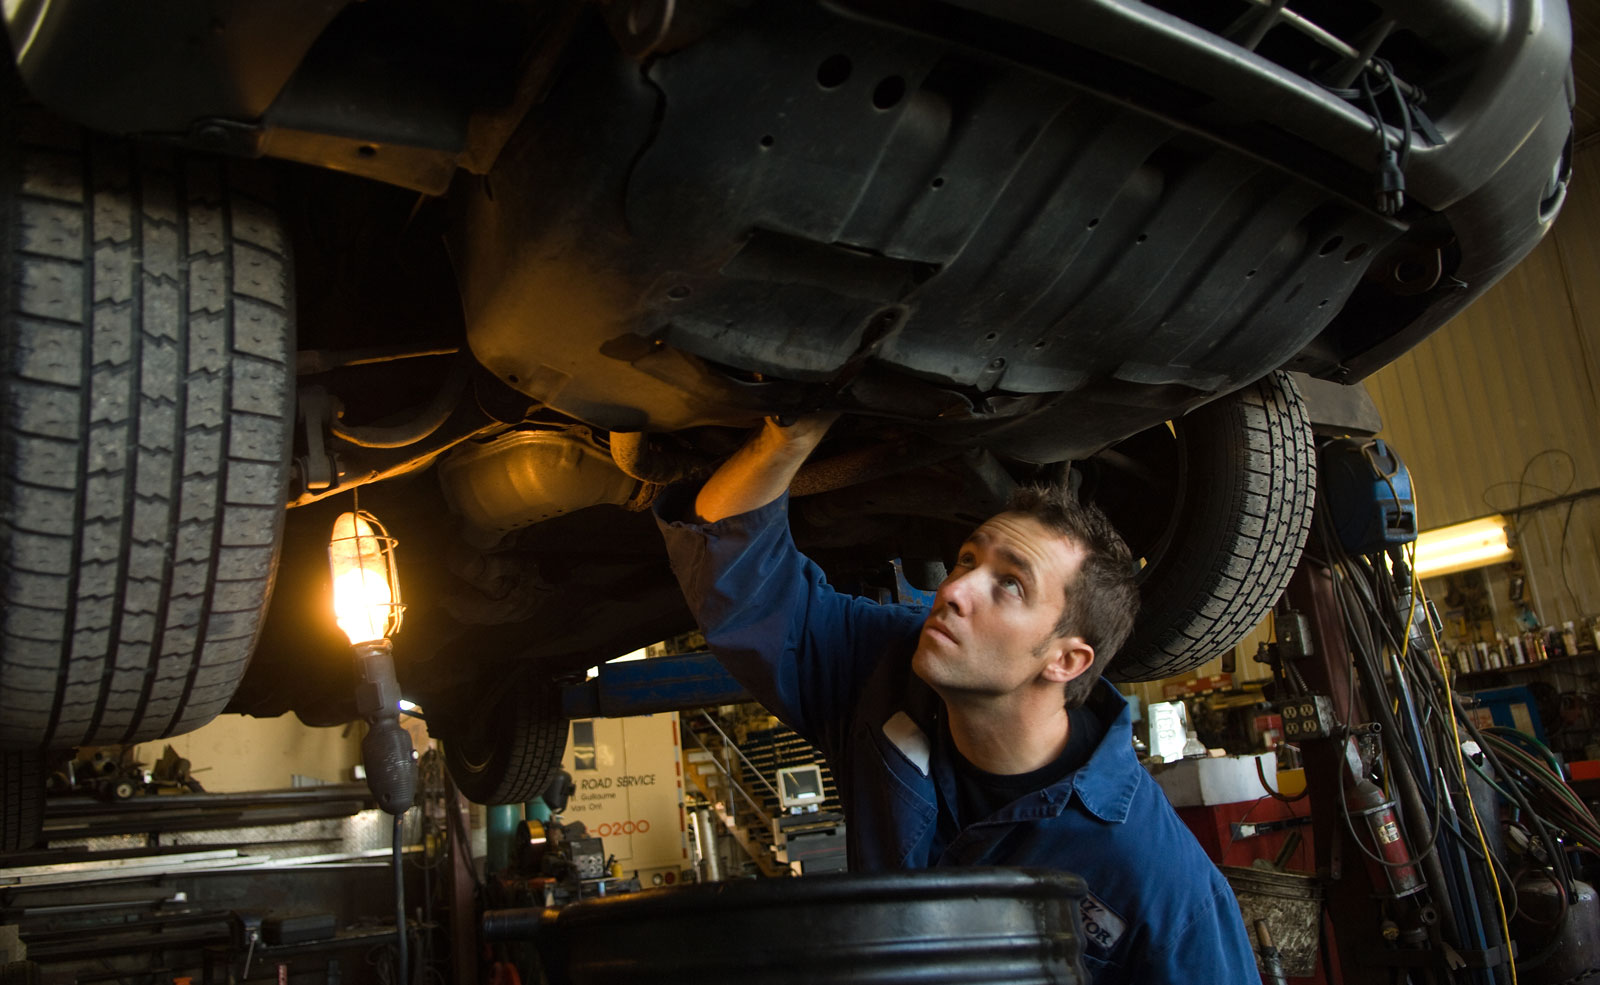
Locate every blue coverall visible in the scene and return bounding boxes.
[656,489,1258,984]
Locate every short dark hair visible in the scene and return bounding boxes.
[1004,485,1139,709]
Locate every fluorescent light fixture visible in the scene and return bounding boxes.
[1414,515,1511,578]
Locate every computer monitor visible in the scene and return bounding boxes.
[777,764,826,811]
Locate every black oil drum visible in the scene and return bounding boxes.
[488,868,1089,985]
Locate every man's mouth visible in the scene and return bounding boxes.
[923,622,957,646]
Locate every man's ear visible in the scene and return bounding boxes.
[1041,637,1095,684]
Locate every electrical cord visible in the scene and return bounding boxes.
[1410,568,1568,868]
[1335,565,1441,827]
[1348,522,1522,981]
[1311,470,1562,982]
[446,787,486,895]
[1435,795,1521,925]
[1379,58,1413,168]
[1352,556,1455,813]
[1463,749,1519,804]
[394,812,409,985]
[1348,542,1482,843]
[1328,577,1450,871]
[1479,733,1600,847]
[1483,449,1578,533]
[1512,865,1570,929]
[1420,559,1520,985]
[1257,754,1308,803]
[1358,65,1405,214]
[1333,762,1445,871]
[1451,696,1577,893]
[1484,727,1566,779]
[1486,736,1598,834]
[1311,506,1449,866]
[1312,510,1362,722]
[1330,501,1514,980]
[1483,448,1585,617]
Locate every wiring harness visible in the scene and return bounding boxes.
[1297,474,1600,985]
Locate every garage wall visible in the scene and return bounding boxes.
[159,712,364,792]
[1121,140,1600,710]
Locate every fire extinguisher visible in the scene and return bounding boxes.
[1346,778,1425,898]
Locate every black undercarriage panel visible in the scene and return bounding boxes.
[458,2,1403,461]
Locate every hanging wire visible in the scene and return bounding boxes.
[1313,467,1535,982]
[1412,542,1520,985]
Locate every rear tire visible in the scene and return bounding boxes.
[1100,372,1315,682]
[0,89,294,748]
[440,673,568,805]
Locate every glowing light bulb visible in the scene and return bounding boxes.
[329,511,400,645]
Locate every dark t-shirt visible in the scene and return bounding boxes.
[945,704,1103,829]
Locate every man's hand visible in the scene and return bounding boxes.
[693,413,839,523]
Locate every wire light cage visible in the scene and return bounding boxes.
[328,509,405,645]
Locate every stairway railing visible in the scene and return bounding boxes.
[683,718,794,877]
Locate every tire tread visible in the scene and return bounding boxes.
[443,675,568,806]
[1108,372,1316,682]
[0,95,292,749]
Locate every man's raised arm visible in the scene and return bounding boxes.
[660,409,915,751]
[694,413,837,523]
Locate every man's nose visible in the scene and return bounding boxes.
[937,568,976,615]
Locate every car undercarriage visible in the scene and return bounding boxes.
[0,0,1574,818]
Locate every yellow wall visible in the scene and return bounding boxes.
[156,713,364,792]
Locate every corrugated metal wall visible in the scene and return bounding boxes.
[1123,141,1600,711]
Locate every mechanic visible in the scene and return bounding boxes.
[655,414,1257,983]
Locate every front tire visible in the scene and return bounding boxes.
[0,88,294,749]
[1095,372,1316,682]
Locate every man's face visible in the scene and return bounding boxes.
[912,512,1090,700]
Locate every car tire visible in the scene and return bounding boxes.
[1101,372,1315,682]
[1,749,44,853]
[439,673,568,805]
[0,89,294,748]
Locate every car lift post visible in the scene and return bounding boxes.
[1283,558,1499,982]
[1282,561,1370,983]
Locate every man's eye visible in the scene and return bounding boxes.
[1000,576,1023,596]
[954,554,975,568]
